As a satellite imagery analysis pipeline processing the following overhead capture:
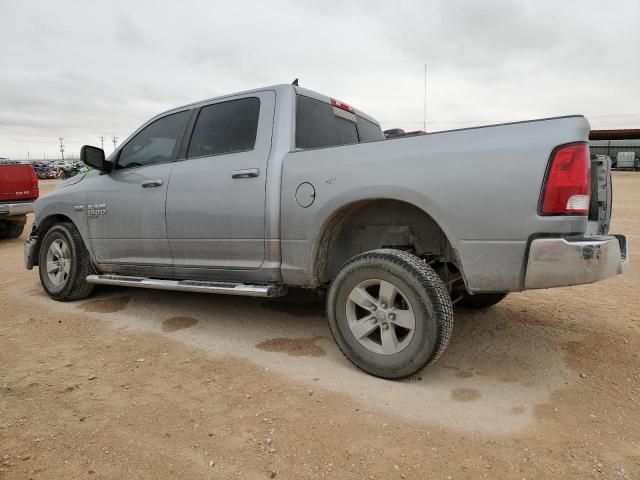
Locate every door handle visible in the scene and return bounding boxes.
[141,179,163,188]
[231,168,260,179]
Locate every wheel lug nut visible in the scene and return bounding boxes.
[388,313,396,321]
[380,302,387,309]
[370,305,377,311]
[382,323,389,330]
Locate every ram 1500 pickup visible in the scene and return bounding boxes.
[24,84,628,379]
[1,161,39,239]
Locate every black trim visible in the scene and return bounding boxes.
[537,141,590,217]
[176,108,200,160]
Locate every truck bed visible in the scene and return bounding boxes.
[280,115,592,292]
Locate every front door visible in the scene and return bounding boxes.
[165,92,275,273]
[86,110,189,270]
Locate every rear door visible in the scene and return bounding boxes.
[165,91,275,273]
[86,110,189,269]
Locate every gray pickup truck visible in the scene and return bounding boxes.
[25,84,628,379]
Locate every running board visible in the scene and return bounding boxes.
[86,274,286,298]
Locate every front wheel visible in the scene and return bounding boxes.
[327,249,454,379]
[38,222,95,301]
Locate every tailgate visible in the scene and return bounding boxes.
[586,154,612,235]
[0,164,38,202]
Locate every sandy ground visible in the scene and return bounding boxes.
[1,175,639,479]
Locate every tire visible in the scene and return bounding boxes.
[0,220,24,239]
[327,249,454,379]
[38,222,95,301]
[458,291,508,309]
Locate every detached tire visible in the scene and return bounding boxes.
[38,222,95,301]
[458,291,508,309]
[327,249,453,379]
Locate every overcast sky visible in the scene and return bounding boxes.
[1,0,639,160]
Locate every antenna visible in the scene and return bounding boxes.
[291,78,299,86]
[423,64,427,132]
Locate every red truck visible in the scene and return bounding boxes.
[0,162,39,239]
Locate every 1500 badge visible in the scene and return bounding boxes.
[87,203,106,217]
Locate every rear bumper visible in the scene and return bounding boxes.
[0,201,35,217]
[524,234,628,289]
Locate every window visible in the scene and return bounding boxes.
[187,97,260,158]
[117,111,189,169]
[357,116,385,143]
[296,95,358,149]
[295,95,384,149]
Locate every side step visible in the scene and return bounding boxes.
[86,274,286,298]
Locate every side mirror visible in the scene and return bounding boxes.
[80,145,111,172]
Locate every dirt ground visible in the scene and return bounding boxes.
[1,174,639,479]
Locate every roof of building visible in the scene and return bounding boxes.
[590,129,640,140]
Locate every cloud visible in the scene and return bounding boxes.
[0,0,639,159]
[113,12,156,49]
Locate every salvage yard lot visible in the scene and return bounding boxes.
[1,174,639,479]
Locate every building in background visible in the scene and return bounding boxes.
[590,129,640,168]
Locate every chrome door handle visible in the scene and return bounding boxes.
[231,168,260,179]
[141,179,163,188]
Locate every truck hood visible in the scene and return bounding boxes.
[55,172,87,189]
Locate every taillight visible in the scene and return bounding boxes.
[540,143,590,215]
[330,98,354,113]
[29,166,39,199]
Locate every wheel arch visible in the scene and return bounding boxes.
[310,197,463,286]
[30,214,88,267]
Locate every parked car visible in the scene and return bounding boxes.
[59,163,83,179]
[32,161,58,179]
[24,84,628,379]
[0,161,39,239]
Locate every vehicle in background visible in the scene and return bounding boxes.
[59,163,83,179]
[24,84,627,379]
[0,161,39,239]
[383,128,427,139]
[616,151,638,170]
[32,161,59,179]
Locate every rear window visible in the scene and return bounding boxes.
[187,97,260,158]
[295,95,383,149]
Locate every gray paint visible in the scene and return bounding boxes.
[30,84,616,294]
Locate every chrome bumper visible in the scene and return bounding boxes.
[0,201,34,216]
[525,235,628,289]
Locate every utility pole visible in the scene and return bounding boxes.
[99,136,105,150]
[423,63,427,132]
[112,136,118,150]
[27,151,30,162]
[59,138,65,161]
